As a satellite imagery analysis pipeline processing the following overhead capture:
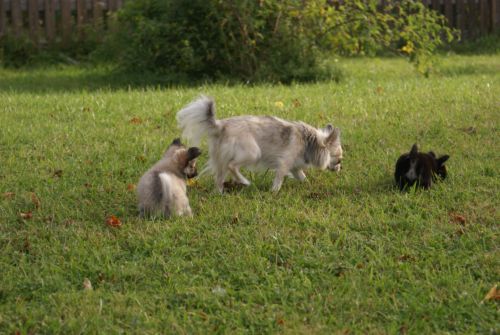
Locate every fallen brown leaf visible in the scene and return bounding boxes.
[482,284,499,303]
[127,184,136,191]
[130,117,143,124]
[276,318,285,326]
[460,126,476,135]
[2,192,15,199]
[19,211,33,220]
[449,212,466,225]
[231,214,239,225]
[30,192,41,209]
[106,215,122,227]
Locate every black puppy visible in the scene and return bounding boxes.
[394,144,449,190]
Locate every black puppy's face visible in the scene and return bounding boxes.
[395,144,449,190]
[183,147,202,179]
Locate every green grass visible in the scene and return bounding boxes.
[0,54,499,334]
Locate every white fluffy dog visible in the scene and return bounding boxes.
[177,96,343,193]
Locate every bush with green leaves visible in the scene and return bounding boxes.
[104,0,456,82]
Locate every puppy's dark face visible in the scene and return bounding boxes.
[395,144,449,190]
[180,147,202,179]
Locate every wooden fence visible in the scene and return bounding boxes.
[0,0,499,45]
[0,0,124,44]
[421,0,500,38]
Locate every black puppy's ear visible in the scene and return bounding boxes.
[171,138,182,146]
[409,143,418,159]
[437,155,450,166]
[187,147,202,161]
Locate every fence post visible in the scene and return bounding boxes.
[444,0,453,27]
[28,0,39,44]
[0,0,5,38]
[493,0,498,31]
[77,0,87,36]
[431,0,440,11]
[61,0,73,45]
[45,0,56,43]
[93,0,104,28]
[11,0,22,37]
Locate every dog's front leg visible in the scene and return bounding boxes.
[271,169,287,192]
[291,168,306,181]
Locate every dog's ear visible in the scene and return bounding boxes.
[323,124,334,134]
[171,138,182,146]
[437,155,449,166]
[428,151,436,158]
[409,144,418,159]
[326,127,340,144]
[187,147,202,161]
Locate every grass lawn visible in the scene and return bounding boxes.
[0,54,498,334]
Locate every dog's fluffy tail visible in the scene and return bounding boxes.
[176,96,218,146]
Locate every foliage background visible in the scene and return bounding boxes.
[0,0,458,81]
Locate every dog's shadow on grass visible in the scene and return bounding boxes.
[302,176,396,201]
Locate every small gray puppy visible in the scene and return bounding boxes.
[137,139,201,217]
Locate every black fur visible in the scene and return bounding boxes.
[171,138,182,146]
[187,147,202,161]
[152,171,164,203]
[394,144,449,190]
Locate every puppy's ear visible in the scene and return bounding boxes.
[171,138,182,146]
[326,128,340,144]
[410,144,418,159]
[437,155,449,166]
[187,147,202,161]
[428,151,436,158]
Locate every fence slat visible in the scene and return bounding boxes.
[93,0,104,27]
[444,0,453,27]
[480,0,488,33]
[493,0,498,31]
[108,0,117,12]
[431,0,440,11]
[28,0,39,42]
[61,0,72,44]
[11,0,22,37]
[44,0,56,43]
[0,0,5,38]
[77,0,86,32]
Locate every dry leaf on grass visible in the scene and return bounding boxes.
[106,215,122,227]
[449,212,466,225]
[186,179,197,187]
[83,278,93,291]
[127,184,136,191]
[481,284,499,303]
[129,117,143,124]
[30,192,41,209]
[19,211,33,220]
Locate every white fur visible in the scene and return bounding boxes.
[177,96,343,193]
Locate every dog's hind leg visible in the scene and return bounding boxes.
[215,168,229,193]
[228,162,251,186]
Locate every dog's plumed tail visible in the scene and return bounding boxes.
[176,96,218,147]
